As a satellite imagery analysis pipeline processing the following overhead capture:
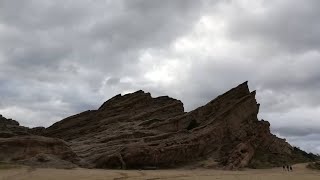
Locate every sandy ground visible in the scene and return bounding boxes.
[0,163,319,180]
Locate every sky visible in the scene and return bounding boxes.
[0,0,320,154]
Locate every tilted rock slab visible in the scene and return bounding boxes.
[45,82,294,169]
[0,114,45,137]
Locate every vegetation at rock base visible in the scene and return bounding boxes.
[249,146,320,169]
[0,162,21,170]
[307,162,320,170]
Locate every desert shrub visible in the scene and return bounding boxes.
[187,119,199,130]
[293,147,319,161]
[0,162,20,169]
[307,162,320,170]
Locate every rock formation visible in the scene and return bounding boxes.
[43,82,311,169]
[0,82,317,169]
[0,115,79,168]
[0,136,79,168]
[0,114,29,137]
[0,114,45,137]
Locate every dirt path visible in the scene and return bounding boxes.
[1,164,319,180]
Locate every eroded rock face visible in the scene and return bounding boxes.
[0,136,79,168]
[0,115,78,168]
[0,115,30,137]
[44,82,300,169]
[2,82,313,169]
[46,91,185,141]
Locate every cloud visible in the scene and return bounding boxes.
[221,0,320,53]
[0,0,208,125]
[1,0,320,153]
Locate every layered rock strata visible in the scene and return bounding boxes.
[45,82,294,169]
[1,82,314,169]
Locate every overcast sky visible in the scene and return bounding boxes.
[0,0,320,154]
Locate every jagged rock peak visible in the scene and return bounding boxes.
[98,90,183,111]
[98,90,150,110]
[203,81,251,108]
[223,81,250,96]
[132,90,146,94]
[0,114,20,126]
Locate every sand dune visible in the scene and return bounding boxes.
[1,164,319,180]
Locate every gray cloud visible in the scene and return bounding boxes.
[274,128,320,137]
[224,0,320,53]
[1,0,320,153]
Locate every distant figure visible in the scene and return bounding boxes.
[290,165,293,171]
[283,165,286,171]
[286,165,289,171]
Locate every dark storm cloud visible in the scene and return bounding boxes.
[0,0,209,126]
[1,0,320,153]
[106,77,121,85]
[0,0,89,29]
[225,0,320,53]
[0,0,206,77]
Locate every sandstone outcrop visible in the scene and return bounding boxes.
[44,82,312,169]
[0,114,30,137]
[0,114,46,137]
[0,136,76,159]
[0,135,79,168]
[0,115,79,168]
[1,82,316,169]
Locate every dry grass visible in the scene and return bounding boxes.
[0,162,21,170]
